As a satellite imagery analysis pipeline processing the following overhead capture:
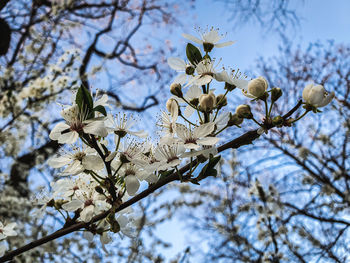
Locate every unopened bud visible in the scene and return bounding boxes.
[199,92,215,112]
[272,116,283,127]
[166,98,179,121]
[236,104,253,119]
[227,113,243,127]
[166,98,177,113]
[248,76,268,98]
[54,199,68,210]
[271,87,282,102]
[185,65,195,75]
[95,186,104,194]
[216,94,227,109]
[170,83,183,97]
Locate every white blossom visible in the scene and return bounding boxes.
[302,83,335,107]
[182,27,235,49]
[48,147,104,175]
[49,104,108,144]
[175,122,219,150]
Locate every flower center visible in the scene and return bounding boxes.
[70,121,85,133]
[84,199,93,207]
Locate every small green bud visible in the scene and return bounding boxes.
[227,113,243,127]
[272,116,283,127]
[235,104,253,119]
[271,87,282,102]
[170,83,183,97]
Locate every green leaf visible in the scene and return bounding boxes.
[186,43,202,65]
[93,105,107,116]
[194,155,221,183]
[159,169,174,180]
[76,85,93,112]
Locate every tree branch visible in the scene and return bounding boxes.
[0,100,303,262]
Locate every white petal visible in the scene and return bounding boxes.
[62,199,83,212]
[58,131,79,144]
[117,215,128,228]
[167,57,186,71]
[215,41,236,48]
[82,155,104,171]
[184,105,195,118]
[194,122,215,138]
[128,130,148,138]
[124,176,140,196]
[318,91,335,107]
[80,205,95,222]
[203,29,221,43]
[214,70,229,82]
[83,121,108,137]
[184,143,200,150]
[174,74,187,85]
[63,160,84,175]
[49,122,70,141]
[182,33,203,44]
[302,83,313,102]
[94,94,109,108]
[197,137,220,146]
[195,75,213,86]
[47,156,72,168]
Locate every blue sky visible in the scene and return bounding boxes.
[152,0,350,261]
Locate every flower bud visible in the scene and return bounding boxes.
[227,113,243,127]
[302,83,334,108]
[166,98,179,121]
[271,87,282,102]
[248,76,268,98]
[170,83,183,97]
[216,94,227,109]
[235,104,253,119]
[272,116,283,127]
[199,92,215,112]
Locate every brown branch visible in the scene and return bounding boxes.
[0,100,303,262]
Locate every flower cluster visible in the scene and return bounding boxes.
[24,27,334,255]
